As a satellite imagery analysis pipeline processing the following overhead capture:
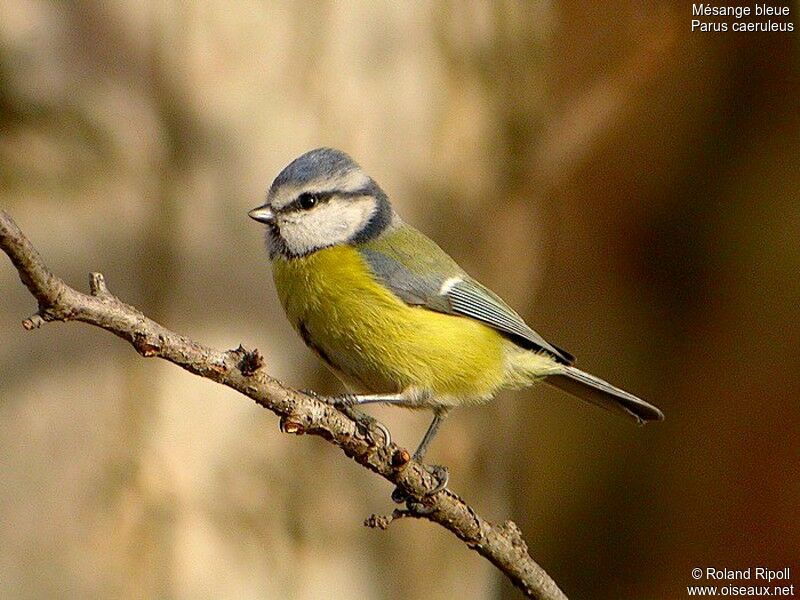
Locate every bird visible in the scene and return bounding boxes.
[249,148,664,489]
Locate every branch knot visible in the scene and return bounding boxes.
[233,344,264,376]
[132,332,162,357]
[89,272,111,297]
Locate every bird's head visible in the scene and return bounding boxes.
[249,148,393,259]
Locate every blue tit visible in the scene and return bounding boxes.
[249,148,664,464]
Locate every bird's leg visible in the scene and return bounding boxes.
[330,393,409,407]
[389,408,451,503]
[305,391,395,447]
[413,409,450,495]
[412,409,448,461]
[330,391,451,497]
[327,391,430,449]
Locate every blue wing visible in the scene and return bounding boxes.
[359,230,574,364]
[444,278,574,364]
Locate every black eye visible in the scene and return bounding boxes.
[298,193,319,210]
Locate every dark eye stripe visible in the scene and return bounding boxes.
[282,192,330,213]
[280,187,374,214]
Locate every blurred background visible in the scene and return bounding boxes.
[1,2,798,599]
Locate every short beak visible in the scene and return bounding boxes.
[248,205,275,224]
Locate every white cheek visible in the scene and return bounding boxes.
[278,198,375,255]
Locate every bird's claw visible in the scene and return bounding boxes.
[423,464,449,495]
[391,463,449,507]
[307,393,391,447]
[364,419,391,447]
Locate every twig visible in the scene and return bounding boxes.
[0,209,568,600]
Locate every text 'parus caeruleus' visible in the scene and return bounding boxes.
[249,148,664,470]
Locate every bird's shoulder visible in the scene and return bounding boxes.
[356,223,461,309]
[359,223,465,278]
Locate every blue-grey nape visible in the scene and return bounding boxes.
[271,148,361,191]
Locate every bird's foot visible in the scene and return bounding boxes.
[361,419,391,447]
[305,391,391,447]
[424,464,449,495]
[391,463,449,509]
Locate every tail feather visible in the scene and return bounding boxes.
[546,365,664,423]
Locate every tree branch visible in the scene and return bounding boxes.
[0,209,567,600]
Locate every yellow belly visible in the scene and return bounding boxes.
[272,245,508,402]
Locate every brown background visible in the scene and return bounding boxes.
[1,2,798,599]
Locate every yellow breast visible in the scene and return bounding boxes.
[272,245,507,402]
